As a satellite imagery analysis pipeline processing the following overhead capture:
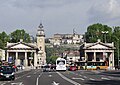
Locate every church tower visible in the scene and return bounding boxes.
[36,23,46,65]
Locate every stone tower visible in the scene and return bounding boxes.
[36,23,46,65]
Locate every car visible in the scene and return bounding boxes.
[42,65,51,72]
[0,65,15,80]
[17,65,25,70]
[69,66,77,71]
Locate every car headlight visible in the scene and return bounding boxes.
[12,72,14,75]
[0,73,3,75]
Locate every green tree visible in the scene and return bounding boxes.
[0,31,10,49]
[112,26,120,65]
[85,23,112,43]
[10,29,30,43]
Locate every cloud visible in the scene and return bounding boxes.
[0,0,80,9]
[1,0,120,37]
[88,0,120,23]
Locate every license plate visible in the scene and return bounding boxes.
[6,75,9,78]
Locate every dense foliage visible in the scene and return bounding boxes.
[10,29,30,43]
[0,29,31,49]
[85,23,112,43]
[85,23,120,65]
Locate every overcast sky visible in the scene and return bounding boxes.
[0,0,120,37]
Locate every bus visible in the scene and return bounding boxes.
[77,62,108,70]
[56,58,66,71]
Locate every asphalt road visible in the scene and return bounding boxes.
[1,69,120,85]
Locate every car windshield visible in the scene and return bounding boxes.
[0,66,14,72]
[44,65,50,68]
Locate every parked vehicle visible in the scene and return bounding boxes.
[43,65,51,72]
[115,65,120,70]
[69,66,77,71]
[0,65,15,80]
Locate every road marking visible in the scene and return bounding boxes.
[27,75,31,78]
[1,83,6,85]
[101,77,111,80]
[83,76,87,78]
[11,82,24,85]
[72,77,85,80]
[49,75,52,77]
[36,72,43,85]
[15,70,33,80]
[57,72,81,85]
[89,78,95,81]
[52,81,59,85]
[79,75,82,76]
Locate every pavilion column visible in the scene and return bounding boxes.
[94,52,96,61]
[109,53,113,67]
[112,52,114,67]
[15,52,20,66]
[16,52,18,60]
[34,52,37,67]
[24,52,28,67]
[85,52,87,61]
[6,52,9,62]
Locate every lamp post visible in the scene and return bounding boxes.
[117,38,119,66]
[114,36,119,66]
[102,31,108,43]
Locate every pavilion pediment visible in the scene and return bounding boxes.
[84,42,115,50]
[88,44,109,49]
[7,42,38,50]
[11,43,31,49]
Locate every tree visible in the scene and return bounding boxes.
[112,26,120,65]
[85,23,112,43]
[0,31,10,49]
[10,29,30,43]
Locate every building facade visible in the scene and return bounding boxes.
[48,33,84,46]
[6,23,46,67]
[0,49,5,61]
[79,39,115,69]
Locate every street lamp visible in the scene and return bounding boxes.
[117,38,119,66]
[102,31,108,43]
[114,36,119,66]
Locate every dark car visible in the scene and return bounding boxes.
[0,65,15,80]
[69,66,77,71]
[42,65,51,72]
[115,65,120,70]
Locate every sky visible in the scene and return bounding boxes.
[0,0,120,38]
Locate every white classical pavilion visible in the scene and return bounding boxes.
[79,39,116,68]
[6,23,46,67]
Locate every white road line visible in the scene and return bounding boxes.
[79,75,82,76]
[57,72,81,85]
[49,75,52,77]
[52,81,59,85]
[101,77,111,80]
[83,76,87,78]
[16,71,31,80]
[1,83,6,85]
[36,72,43,85]
[27,75,31,78]
[89,78,95,81]
[72,77,85,80]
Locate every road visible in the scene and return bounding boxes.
[1,69,120,85]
